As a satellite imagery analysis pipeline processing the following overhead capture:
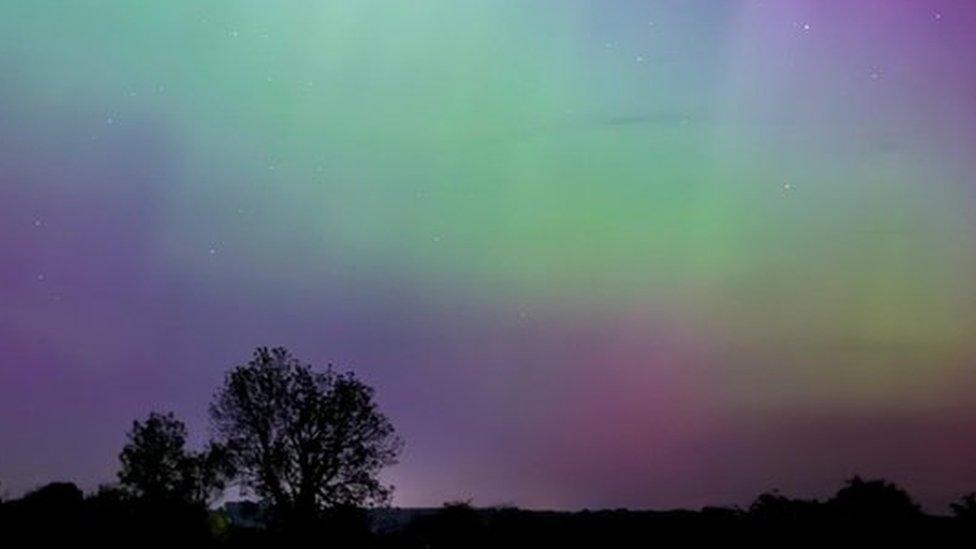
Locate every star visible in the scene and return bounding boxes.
[208,247,217,255]
[33,219,42,227]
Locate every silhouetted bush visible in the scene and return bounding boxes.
[1,482,84,542]
[749,490,825,522]
[827,476,921,522]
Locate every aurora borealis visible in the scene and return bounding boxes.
[2,0,976,510]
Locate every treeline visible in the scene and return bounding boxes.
[3,478,976,545]
[2,347,976,545]
[386,485,976,545]
[2,347,401,545]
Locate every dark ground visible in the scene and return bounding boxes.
[3,478,976,546]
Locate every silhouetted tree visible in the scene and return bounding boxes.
[950,493,976,520]
[119,411,233,505]
[210,347,401,523]
[828,476,921,521]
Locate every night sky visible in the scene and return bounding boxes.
[2,1,976,511]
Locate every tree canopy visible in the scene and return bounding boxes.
[118,411,232,505]
[210,347,402,520]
